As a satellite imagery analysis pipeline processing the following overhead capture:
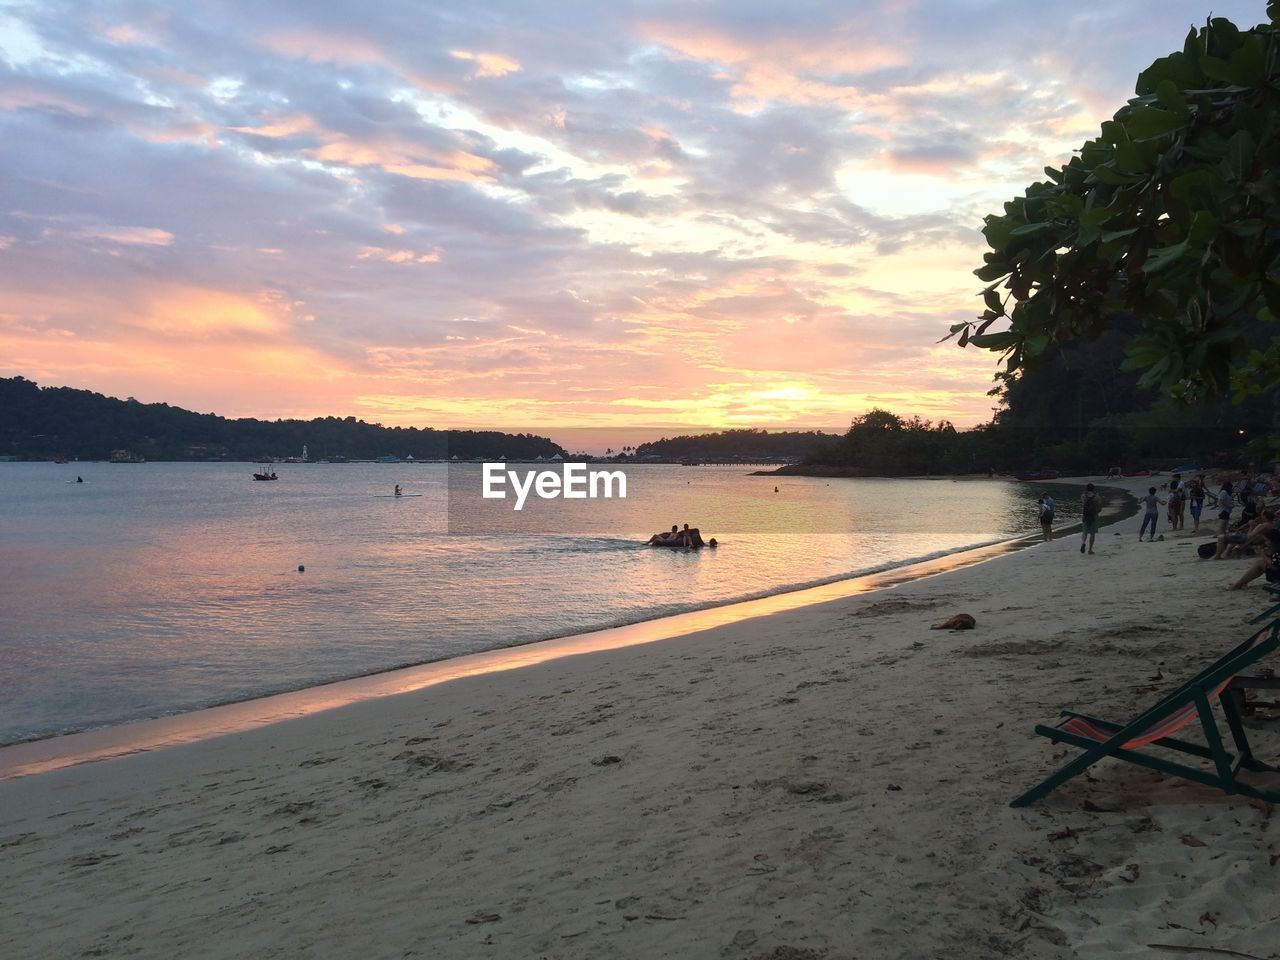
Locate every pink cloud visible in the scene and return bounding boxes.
[73,225,174,246]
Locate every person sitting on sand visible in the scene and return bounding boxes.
[1225,528,1280,591]
[1215,508,1277,559]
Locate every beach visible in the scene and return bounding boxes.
[3,477,1279,959]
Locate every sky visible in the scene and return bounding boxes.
[0,0,1266,441]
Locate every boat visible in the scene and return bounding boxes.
[1017,470,1059,481]
[252,463,278,481]
[1122,469,1151,478]
[374,455,399,463]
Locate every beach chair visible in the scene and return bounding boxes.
[1251,585,1280,625]
[1012,624,1280,807]
[1229,589,1280,713]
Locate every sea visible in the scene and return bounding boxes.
[0,462,1076,745]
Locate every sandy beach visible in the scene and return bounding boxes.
[3,477,1279,960]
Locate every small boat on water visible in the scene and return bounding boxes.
[252,463,278,481]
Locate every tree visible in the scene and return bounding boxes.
[950,6,1280,403]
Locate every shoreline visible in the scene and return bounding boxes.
[0,480,1141,776]
[0,532,1041,779]
[10,475,1267,960]
[3,469,1107,751]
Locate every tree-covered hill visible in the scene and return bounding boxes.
[633,428,836,461]
[0,377,565,462]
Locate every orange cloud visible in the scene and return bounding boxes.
[74,225,174,246]
[637,20,906,108]
[257,30,387,67]
[104,24,148,45]
[449,50,521,78]
[308,139,496,181]
[357,246,442,264]
[103,286,291,338]
[230,114,319,138]
[0,82,90,116]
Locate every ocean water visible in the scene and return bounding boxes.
[0,462,1067,744]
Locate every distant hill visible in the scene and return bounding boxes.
[634,428,834,461]
[0,377,566,462]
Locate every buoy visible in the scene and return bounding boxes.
[298,564,305,572]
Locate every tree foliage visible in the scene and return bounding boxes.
[799,409,989,476]
[951,6,1280,402]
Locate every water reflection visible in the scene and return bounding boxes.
[0,462,1052,744]
[0,536,1025,781]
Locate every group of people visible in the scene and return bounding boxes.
[1135,472,1215,540]
[647,524,717,549]
[1038,467,1280,589]
[1036,485,1102,553]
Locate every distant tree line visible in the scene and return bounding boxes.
[796,314,1274,476]
[5,356,1271,474]
[0,377,565,462]
[634,428,836,460]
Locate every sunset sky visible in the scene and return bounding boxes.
[0,0,1264,440]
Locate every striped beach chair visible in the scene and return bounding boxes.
[1012,623,1280,807]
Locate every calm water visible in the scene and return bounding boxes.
[0,462,1065,743]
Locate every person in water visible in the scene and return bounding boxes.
[647,525,680,544]
[394,484,402,497]
[76,476,83,483]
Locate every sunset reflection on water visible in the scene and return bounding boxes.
[0,462,1058,749]
[0,536,1025,781]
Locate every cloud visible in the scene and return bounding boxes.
[0,0,1264,430]
[73,224,174,246]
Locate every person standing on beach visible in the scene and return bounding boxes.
[1189,475,1206,532]
[1138,486,1163,541]
[1167,474,1184,530]
[1038,494,1055,541]
[1080,484,1100,553]
[1217,482,1235,536]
